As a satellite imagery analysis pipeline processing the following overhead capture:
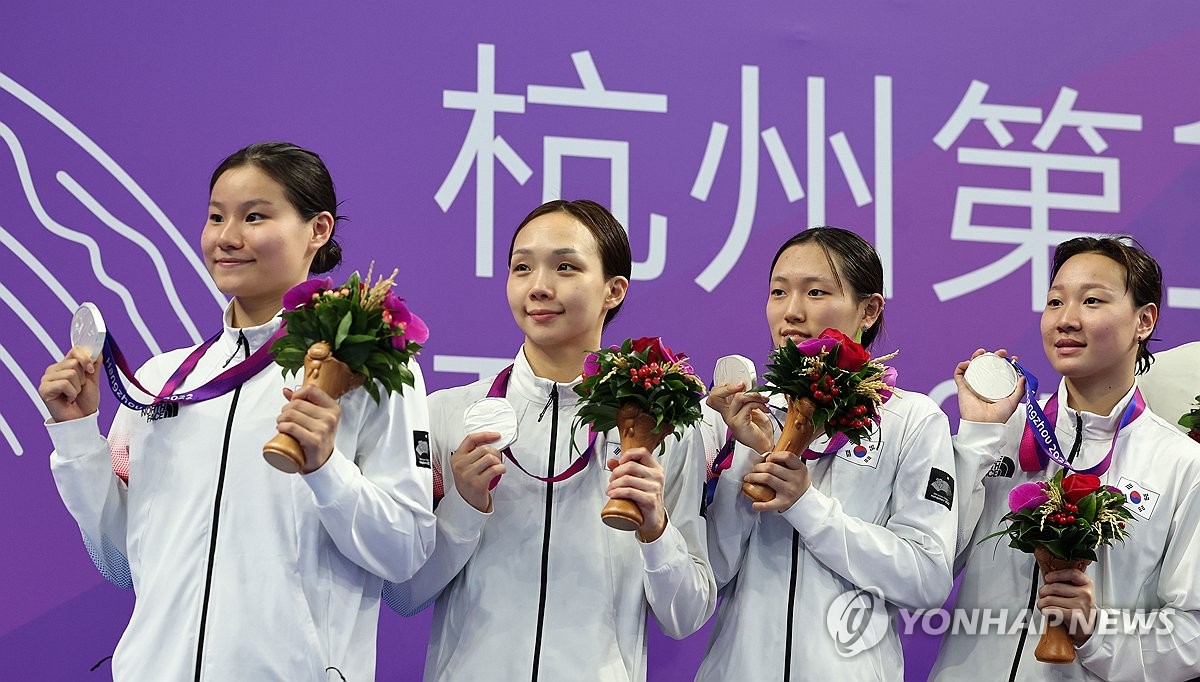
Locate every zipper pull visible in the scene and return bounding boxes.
[222,331,249,367]
[538,385,558,422]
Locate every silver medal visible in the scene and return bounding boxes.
[463,397,519,450]
[70,302,106,361]
[963,352,1020,402]
[713,354,756,390]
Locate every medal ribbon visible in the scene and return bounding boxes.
[1013,360,1145,475]
[484,364,596,484]
[100,327,284,413]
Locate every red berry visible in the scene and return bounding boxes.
[831,387,840,396]
[1067,515,1076,524]
[814,391,825,401]
[810,383,819,392]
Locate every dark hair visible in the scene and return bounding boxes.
[507,199,632,328]
[209,142,345,274]
[769,226,885,348]
[1050,236,1161,375]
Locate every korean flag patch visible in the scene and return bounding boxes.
[925,468,954,511]
[835,441,881,469]
[413,430,431,469]
[605,439,622,464]
[1117,477,1159,520]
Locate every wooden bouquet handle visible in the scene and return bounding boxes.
[602,403,672,531]
[1032,546,1092,664]
[263,341,364,474]
[742,396,820,503]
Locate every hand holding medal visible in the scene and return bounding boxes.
[461,397,518,493]
[574,337,706,531]
[956,349,1024,424]
[745,328,897,503]
[264,267,428,473]
[38,303,107,423]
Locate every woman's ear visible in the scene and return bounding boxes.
[603,276,630,312]
[1136,302,1158,341]
[308,211,334,255]
[860,292,885,331]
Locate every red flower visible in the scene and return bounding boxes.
[1061,473,1103,504]
[630,337,679,364]
[819,328,871,371]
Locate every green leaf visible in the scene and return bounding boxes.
[1077,494,1097,523]
[334,312,352,347]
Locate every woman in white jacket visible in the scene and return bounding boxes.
[385,199,716,682]
[695,226,957,681]
[38,142,435,681]
[932,236,1200,681]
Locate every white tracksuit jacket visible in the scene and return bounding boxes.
[47,307,436,681]
[385,348,717,682]
[932,381,1200,681]
[694,389,957,681]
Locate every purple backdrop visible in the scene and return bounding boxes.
[3,2,1199,679]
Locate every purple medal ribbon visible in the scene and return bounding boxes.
[1013,359,1146,475]
[100,327,285,416]
[485,364,596,484]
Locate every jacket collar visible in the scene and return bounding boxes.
[508,345,582,408]
[219,301,283,355]
[1055,379,1138,443]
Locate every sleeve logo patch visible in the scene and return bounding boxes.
[925,467,954,510]
[413,430,431,469]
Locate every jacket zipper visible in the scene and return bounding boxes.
[193,332,248,681]
[783,530,801,681]
[1008,413,1083,681]
[530,385,559,682]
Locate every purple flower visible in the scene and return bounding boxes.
[283,277,333,310]
[583,352,601,378]
[382,292,429,346]
[879,365,898,401]
[797,336,838,356]
[1008,481,1049,514]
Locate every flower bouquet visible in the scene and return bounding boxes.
[983,470,1134,663]
[574,337,706,531]
[745,328,896,502]
[263,266,428,473]
[1180,396,1200,443]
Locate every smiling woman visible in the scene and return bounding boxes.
[37,142,435,681]
[383,199,716,682]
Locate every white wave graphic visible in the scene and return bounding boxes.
[0,72,226,457]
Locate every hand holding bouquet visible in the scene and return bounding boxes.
[264,266,428,473]
[574,337,706,531]
[984,470,1134,663]
[745,328,896,503]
